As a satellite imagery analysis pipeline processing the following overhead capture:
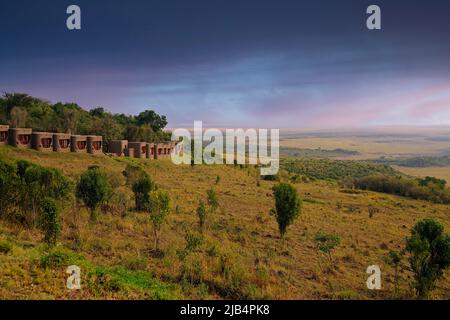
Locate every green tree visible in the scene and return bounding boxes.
[405,219,450,298]
[40,198,60,247]
[76,167,112,222]
[148,190,170,251]
[136,110,168,132]
[132,175,156,211]
[272,183,302,238]
[196,201,207,233]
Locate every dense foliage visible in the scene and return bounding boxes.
[281,158,398,181]
[0,158,70,226]
[0,93,171,147]
[352,174,450,204]
[281,147,359,158]
[0,158,70,244]
[371,156,450,168]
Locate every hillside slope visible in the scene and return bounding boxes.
[0,146,449,299]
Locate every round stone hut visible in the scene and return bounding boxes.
[8,128,32,149]
[53,133,71,152]
[0,125,9,145]
[128,142,147,159]
[31,132,53,152]
[71,135,88,153]
[87,135,103,154]
[109,140,128,156]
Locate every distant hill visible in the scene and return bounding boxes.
[280,147,359,159]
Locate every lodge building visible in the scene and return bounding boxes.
[0,126,181,159]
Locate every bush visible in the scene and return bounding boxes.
[272,183,302,238]
[0,159,70,227]
[132,175,156,211]
[40,197,60,247]
[76,167,112,221]
[405,219,450,298]
[0,159,19,220]
[314,231,341,263]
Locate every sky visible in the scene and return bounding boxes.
[1,0,450,128]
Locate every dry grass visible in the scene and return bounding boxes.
[0,145,449,299]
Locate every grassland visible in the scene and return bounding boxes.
[280,129,450,183]
[0,145,449,300]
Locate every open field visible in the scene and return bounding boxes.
[0,145,449,299]
[394,165,450,184]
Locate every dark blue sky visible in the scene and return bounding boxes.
[1,0,450,127]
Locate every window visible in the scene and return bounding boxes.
[18,134,30,145]
[41,138,52,148]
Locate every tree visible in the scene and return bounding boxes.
[196,201,207,233]
[10,106,28,127]
[272,183,302,238]
[76,167,112,222]
[53,103,81,134]
[405,219,450,298]
[89,107,106,118]
[206,188,219,214]
[132,174,156,211]
[40,198,60,247]
[136,110,168,132]
[148,190,170,251]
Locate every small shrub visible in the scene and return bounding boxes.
[196,201,207,233]
[206,188,219,214]
[314,231,341,268]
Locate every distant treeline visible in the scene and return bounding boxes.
[0,93,171,144]
[370,156,450,168]
[352,174,450,204]
[281,158,398,181]
[280,147,359,158]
